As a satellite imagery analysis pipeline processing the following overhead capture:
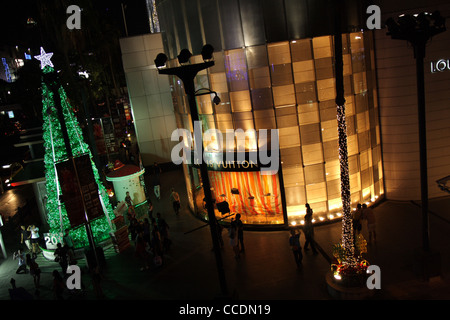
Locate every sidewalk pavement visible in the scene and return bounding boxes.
[0,168,450,301]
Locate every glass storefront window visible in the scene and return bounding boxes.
[174,31,383,227]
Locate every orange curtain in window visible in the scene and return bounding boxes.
[208,171,283,217]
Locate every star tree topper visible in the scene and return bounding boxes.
[34,47,54,69]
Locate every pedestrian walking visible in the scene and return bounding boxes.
[353,203,363,235]
[52,270,65,300]
[169,188,181,215]
[28,225,41,257]
[150,218,163,265]
[142,218,151,247]
[13,249,27,274]
[156,212,171,252]
[152,162,161,200]
[289,229,303,267]
[63,229,75,264]
[135,233,150,271]
[125,191,133,207]
[148,200,154,219]
[20,225,31,252]
[215,218,224,249]
[228,218,240,259]
[303,203,318,254]
[26,253,41,289]
[362,203,376,243]
[54,243,69,275]
[235,214,244,253]
[128,217,140,244]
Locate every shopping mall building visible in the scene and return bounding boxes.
[119,0,450,228]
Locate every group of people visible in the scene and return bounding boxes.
[13,224,77,299]
[53,229,76,275]
[288,202,377,268]
[352,203,377,243]
[288,203,318,268]
[128,212,171,271]
[14,224,42,291]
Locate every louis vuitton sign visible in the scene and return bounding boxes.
[431,59,450,73]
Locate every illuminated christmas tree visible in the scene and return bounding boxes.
[36,47,115,248]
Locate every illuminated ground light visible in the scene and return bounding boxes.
[287,194,383,227]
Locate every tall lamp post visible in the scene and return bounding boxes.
[154,45,229,297]
[386,12,446,253]
[386,11,445,279]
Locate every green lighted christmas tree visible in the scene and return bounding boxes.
[36,47,115,248]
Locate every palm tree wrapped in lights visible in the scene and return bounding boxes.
[331,6,367,285]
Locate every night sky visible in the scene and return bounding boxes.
[0,0,150,48]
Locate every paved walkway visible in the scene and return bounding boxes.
[1,168,450,302]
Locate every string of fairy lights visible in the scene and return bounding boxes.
[337,100,356,265]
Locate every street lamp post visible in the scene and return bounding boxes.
[155,45,229,297]
[386,11,446,252]
[386,11,445,279]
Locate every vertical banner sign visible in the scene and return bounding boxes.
[102,118,118,153]
[56,155,105,228]
[74,154,104,222]
[56,159,86,228]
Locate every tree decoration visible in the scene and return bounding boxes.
[34,47,54,69]
[40,60,115,248]
[336,103,355,265]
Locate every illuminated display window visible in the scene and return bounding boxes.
[171,31,383,227]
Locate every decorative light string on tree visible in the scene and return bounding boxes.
[37,48,115,248]
[336,99,355,266]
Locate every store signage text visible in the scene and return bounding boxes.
[205,158,259,171]
[171,122,279,174]
[431,59,450,73]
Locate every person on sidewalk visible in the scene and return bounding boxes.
[20,225,31,252]
[135,233,150,271]
[353,203,363,235]
[125,191,133,208]
[215,218,224,249]
[362,203,376,243]
[52,270,65,300]
[26,253,41,290]
[152,162,162,200]
[28,225,41,257]
[13,249,27,274]
[54,243,69,275]
[63,229,75,264]
[235,214,244,253]
[289,229,303,268]
[303,203,318,255]
[156,212,171,252]
[170,188,181,215]
[228,218,240,259]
